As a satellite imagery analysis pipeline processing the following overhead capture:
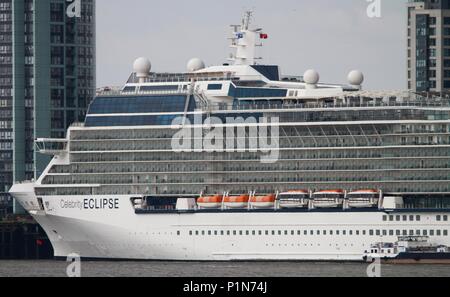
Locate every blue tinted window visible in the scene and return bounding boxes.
[208,84,223,90]
[85,115,182,127]
[229,87,287,98]
[140,85,179,92]
[122,86,136,93]
[87,95,196,114]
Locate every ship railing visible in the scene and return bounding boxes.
[207,99,450,112]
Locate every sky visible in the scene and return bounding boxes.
[96,0,407,90]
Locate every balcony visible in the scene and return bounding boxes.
[35,138,68,155]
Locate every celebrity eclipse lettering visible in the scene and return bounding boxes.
[59,198,120,210]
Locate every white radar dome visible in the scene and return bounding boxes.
[133,57,152,77]
[187,58,206,72]
[347,70,364,86]
[303,69,320,85]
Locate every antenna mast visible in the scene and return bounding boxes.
[228,11,268,66]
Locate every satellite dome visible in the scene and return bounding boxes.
[187,58,205,72]
[303,69,320,85]
[133,57,151,77]
[348,70,364,86]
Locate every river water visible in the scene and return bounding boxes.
[0,260,449,277]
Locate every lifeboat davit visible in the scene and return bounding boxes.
[250,194,276,209]
[197,195,223,209]
[223,195,249,209]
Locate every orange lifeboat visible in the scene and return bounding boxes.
[312,189,345,208]
[197,195,223,209]
[347,189,380,208]
[250,194,276,209]
[278,190,310,209]
[223,194,249,209]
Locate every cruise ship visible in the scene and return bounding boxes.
[10,12,450,261]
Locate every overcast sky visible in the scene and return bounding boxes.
[96,0,407,90]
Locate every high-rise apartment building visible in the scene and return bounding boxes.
[0,0,95,214]
[407,0,450,94]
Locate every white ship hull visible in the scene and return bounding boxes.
[10,183,450,261]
